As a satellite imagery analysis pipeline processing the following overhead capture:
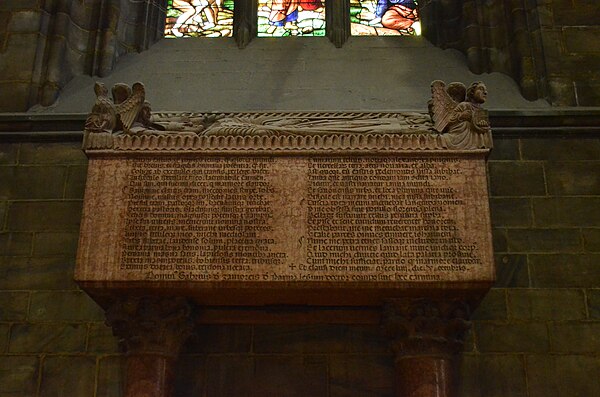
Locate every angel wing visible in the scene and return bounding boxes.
[112,83,132,105]
[430,80,459,133]
[85,82,117,132]
[116,82,145,132]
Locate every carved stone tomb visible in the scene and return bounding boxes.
[76,81,495,397]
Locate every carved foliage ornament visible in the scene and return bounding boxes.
[382,298,472,358]
[105,296,194,356]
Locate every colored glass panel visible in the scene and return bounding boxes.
[165,0,234,37]
[350,0,420,36]
[257,0,326,37]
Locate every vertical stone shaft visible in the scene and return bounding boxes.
[105,296,194,397]
[382,298,472,397]
[395,356,453,397]
[125,354,175,397]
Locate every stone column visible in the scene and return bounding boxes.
[106,296,194,397]
[382,298,472,397]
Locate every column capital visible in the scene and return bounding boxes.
[105,296,194,356]
[382,298,472,359]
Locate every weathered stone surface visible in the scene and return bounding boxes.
[33,232,79,256]
[329,355,394,397]
[545,162,600,195]
[491,228,507,252]
[526,355,600,397]
[203,356,255,396]
[0,34,38,81]
[475,322,548,352]
[0,232,33,256]
[0,356,39,397]
[490,198,531,227]
[18,143,87,165]
[583,229,600,252]
[575,81,600,107]
[185,325,252,354]
[0,323,8,352]
[87,323,120,353]
[520,138,600,161]
[495,254,529,288]
[508,289,587,321]
[457,354,527,397]
[7,201,82,232]
[0,166,67,200]
[0,144,18,165]
[529,254,600,287]
[488,162,546,196]
[64,165,88,199]
[0,291,29,321]
[487,138,519,161]
[29,290,104,322]
[256,356,329,397]
[253,325,351,354]
[564,27,600,53]
[9,323,87,353]
[173,356,206,397]
[533,198,600,227]
[588,289,600,319]
[7,11,41,33]
[472,288,507,321]
[505,229,582,253]
[548,322,600,353]
[39,356,96,397]
[96,356,125,397]
[0,256,75,289]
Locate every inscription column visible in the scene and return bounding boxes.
[382,299,472,397]
[106,296,193,397]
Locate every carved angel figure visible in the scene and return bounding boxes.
[429,80,492,150]
[85,82,159,134]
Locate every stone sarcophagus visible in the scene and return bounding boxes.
[76,81,494,397]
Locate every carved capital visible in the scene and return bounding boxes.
[382,298,472,359]
[105,296,194,356]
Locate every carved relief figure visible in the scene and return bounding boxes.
[201,112,433,136]
[85,82,164,134]
[430,80,492,149]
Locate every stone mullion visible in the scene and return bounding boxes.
[234,0,258,48]
[326,0,350,47]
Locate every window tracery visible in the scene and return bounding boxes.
[164,0,420,45]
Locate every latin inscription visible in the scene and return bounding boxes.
[118,156,491,283]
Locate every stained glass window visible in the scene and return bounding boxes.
[257,0,326,37]
[351,0,420,36]
[165,0,234,38]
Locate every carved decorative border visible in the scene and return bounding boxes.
[83,111,492,152]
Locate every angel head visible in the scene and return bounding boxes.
[467,82,487,104]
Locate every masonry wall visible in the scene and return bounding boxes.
[1,136,599,396]
[1,0,600,111]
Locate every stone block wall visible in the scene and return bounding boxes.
[1,0,600,111]
[539,0,600,106]
[0,0,165,111]
[1,136,599,396]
